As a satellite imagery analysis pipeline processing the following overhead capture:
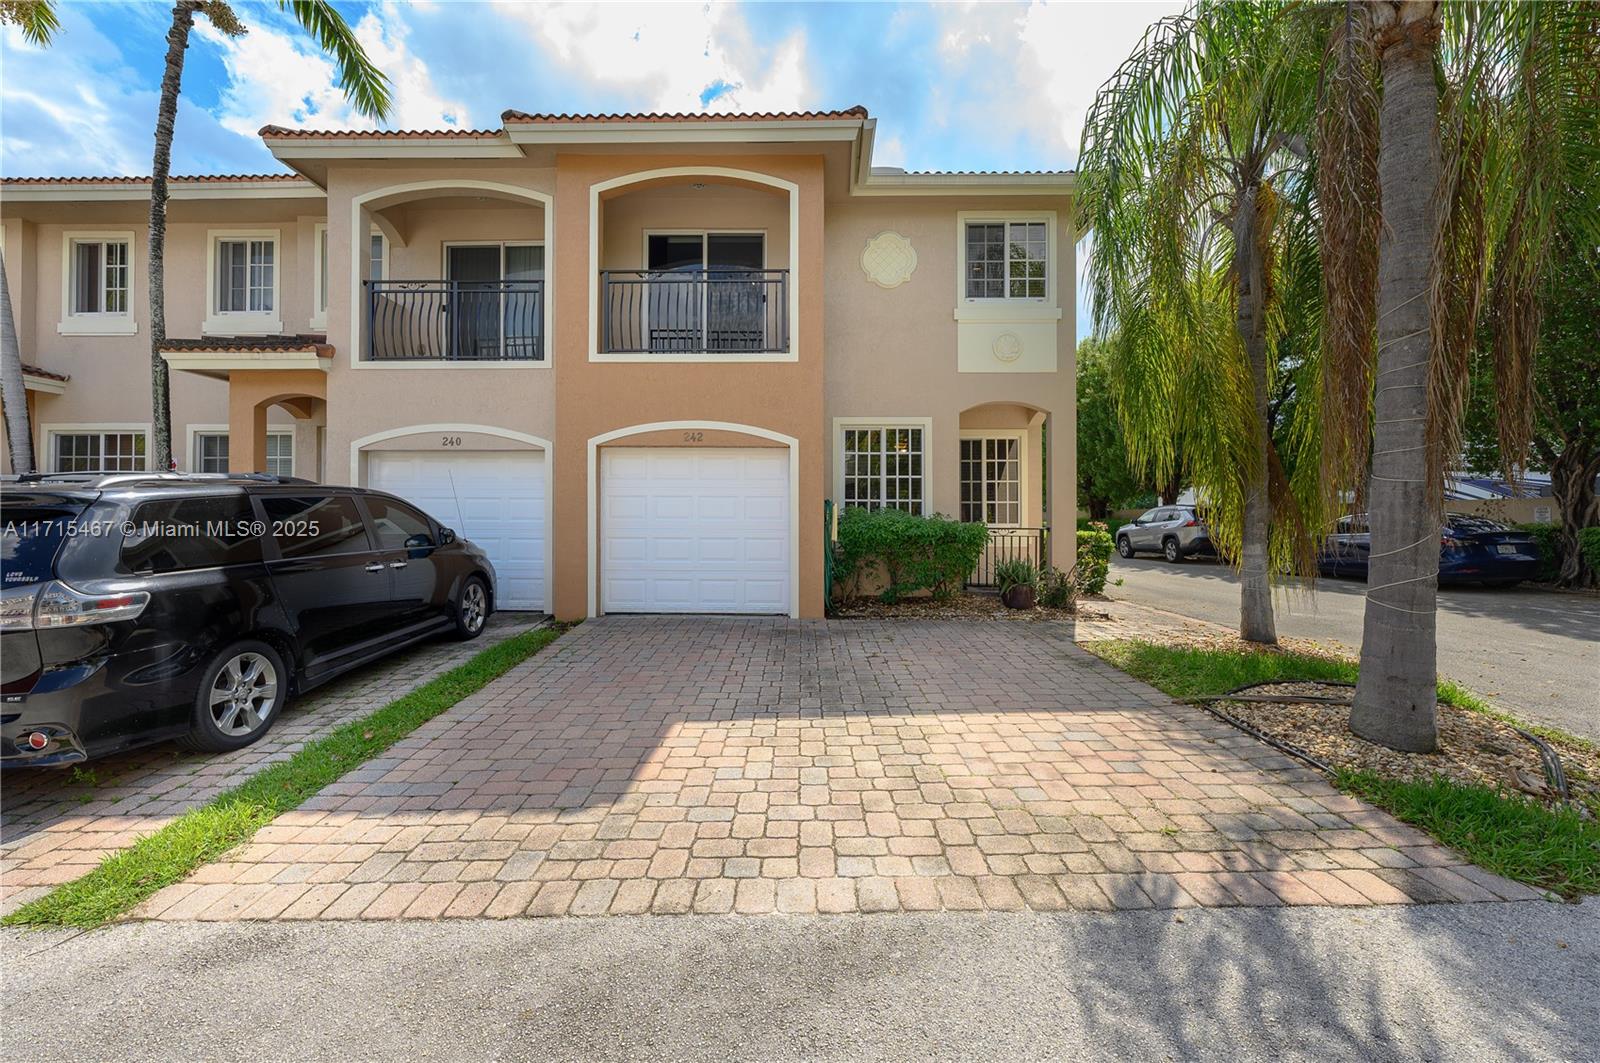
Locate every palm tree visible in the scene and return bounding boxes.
[146,1,390,469]
[1077,1,1324,644]
[0,0,60,473]
[1317,0,1600,751]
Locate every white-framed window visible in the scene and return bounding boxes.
[964,220,1047,300]
[314,225,386,326]
[960,436,1021,526]
[58,232,137,335]
[205,229,281,334]
[193,430,294,476]
[51,430,148,473]
[839,422,926,515]
[217,238,274,313]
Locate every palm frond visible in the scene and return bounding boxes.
[278,0,391,120]
[0,0,58,45]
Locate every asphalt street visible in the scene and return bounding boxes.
[3,902,1598,1062]
[1106,555,1600,741]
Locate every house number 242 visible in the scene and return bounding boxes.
[682,431,704,443]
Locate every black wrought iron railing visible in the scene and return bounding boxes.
[968,526,1049,588]
[600,268,789,354]
[366,279,543,362]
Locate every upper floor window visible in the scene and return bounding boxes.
[59,232,137,335]
[217,237,275,314]
[314,226,385,324]
[964,220,1047,300]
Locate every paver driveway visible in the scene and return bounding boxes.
[130,617,1538,921]
[0,616,542,915]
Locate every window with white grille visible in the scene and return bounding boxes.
[69,239,130,316]
[53,431,146,473]
[964,221,1047,300]
[841,425,924,514]
[216,238,275,313]
[960,437,1021,525]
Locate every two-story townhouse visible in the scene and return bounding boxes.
[1,107,1076,623]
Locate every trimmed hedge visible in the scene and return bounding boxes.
[1076,523,1114,595]
[1581,527,1600,572]
[1515,522,1561,583]
[834,507,989,602]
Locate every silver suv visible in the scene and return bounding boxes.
[1114,506,1214,563]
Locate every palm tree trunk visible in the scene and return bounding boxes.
[1234,183,1276,645]
[0,251,34,474]
[1350,10,1441,753]
[148,1,199,472]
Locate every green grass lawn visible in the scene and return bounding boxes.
[1082,638,1599,899]
[4,624,565,929]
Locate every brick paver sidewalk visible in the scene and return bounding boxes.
[0,615,542,915]
[128,617,1539,922]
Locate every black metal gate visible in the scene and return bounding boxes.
[967,526,1048,588]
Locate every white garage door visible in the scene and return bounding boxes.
[367,450,546,611]
[601,447,789,614]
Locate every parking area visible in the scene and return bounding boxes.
[124,617,1536,922]
[0,615,543,916]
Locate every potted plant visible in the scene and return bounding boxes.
[995,558,1039,610]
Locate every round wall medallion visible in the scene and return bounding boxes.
[860,230,918,289]
[992,332,1024,363]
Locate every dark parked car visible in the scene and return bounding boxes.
[1,473,497,766]
[1318,512,1540,587]
[1114,506,1215,562]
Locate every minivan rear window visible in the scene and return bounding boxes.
[121,496,263,574]
[1,496,89,587]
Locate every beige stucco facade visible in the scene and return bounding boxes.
[2,109,1077,622]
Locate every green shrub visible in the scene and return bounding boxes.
[834,507,989,603]
[1075,522,1114,595]
[1515,522,1561,582]
[1037,565,1077,610]
[994,558,1039,594]
[1580,527,1600,573]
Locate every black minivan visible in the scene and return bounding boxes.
[1,473,498,766]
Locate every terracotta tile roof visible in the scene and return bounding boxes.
[258,124,504,139]
[499,106,869,124]
[1,174,307,185]
[159,335,332,356]
[20,363,69,383]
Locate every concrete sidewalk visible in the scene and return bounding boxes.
[4,900,1594,1061]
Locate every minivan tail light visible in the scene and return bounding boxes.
[0,587,39,632]
[30,582,150,629]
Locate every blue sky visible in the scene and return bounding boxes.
[0,0,1181,334]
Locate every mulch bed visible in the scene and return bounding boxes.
[830,592,1080,622]
[1213,680,1600,814]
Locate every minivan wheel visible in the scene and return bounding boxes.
[1163,538,1182,563]
[1116,536,1134,559]
[453,576,490,640]
[181,640,287,753]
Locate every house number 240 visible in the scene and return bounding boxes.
[441,435,463,447]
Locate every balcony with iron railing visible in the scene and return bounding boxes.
[365,279,543,362]
[599,268,789,355]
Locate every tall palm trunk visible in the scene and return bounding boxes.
[148,1,200,472]
[1234,182,1277,645]
[1350,9,1441,752]
[0,251,34,474]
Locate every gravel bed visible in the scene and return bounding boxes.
[830,592,1080,622]
[1216,680,1600,812]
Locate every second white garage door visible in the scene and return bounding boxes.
[601,447,790,614]
[366,450,547,611]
